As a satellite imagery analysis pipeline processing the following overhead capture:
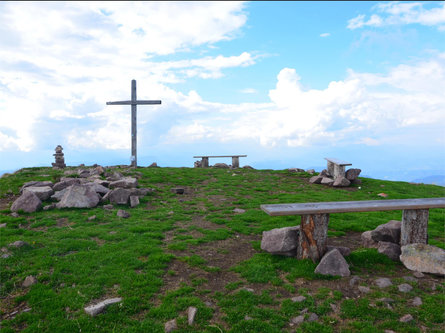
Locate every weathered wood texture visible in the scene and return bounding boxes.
[401,209,429,246]
[261,198,445,216]
[297,213,329,262]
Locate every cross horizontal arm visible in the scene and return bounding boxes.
[106,100,162,105]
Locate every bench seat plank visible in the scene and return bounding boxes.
[261,198,445,216]
[324,157,352,166]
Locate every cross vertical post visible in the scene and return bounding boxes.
[106,80,161,167]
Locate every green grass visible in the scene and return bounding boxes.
[0,166,444,332]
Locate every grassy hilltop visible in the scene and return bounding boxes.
[0,166,444,332]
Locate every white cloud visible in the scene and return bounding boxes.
[347,1,445,29]
[239,88,258,94]
[320,33,331,37]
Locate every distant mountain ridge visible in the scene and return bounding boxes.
[411,175,445,186]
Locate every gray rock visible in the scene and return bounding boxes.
[20,181,53,193]
[0,223,6,228]
[315,249,350,277]
[412,297,422,306]
[149,162,158,167]
[261,226,300,257]
[309,175,323,184]
[361,230,379,248]
[213,163,229,168]
[22,275,37,287]
[398,283,413,293]
[93,179,110,188]
[43,203,56,211]
[288,168,305,173]
[345,168,361,181]
[103,204,114,210]
[78,169,91,178]
[413,271,424,278]
[106,171,124,181]
[51,187,70,201]
[378,241,401,261]
[88,215,96,221]
[11,191,42,213]
[84,183,110,195]
[349,276,361,286]
[11,212,20,218]
[306,169,315,174]
[371,220,401,244]
[56,185,100,208]
[319,169,331,177]
[84,297,122,316]
[109,177,138,189]
[400,243,445,276]
[333,176,351,187]
[117,210,130,218]
[242,165,254,169]
[321,177,334,186]
[108,188,132,205]
[326,245,351,257]
[375,278,393,288]
[307,313,318,322]
[290,315,305,325]
[291,296,306,303]
[23,186,54,201]
[187,306,197,326]
[233,208,245,214]
[53,178,82,191]
[358,286,371,293]
[399,314,413,323]
[164,319,177,332]
[9,241,29,248]
[129,196,140,208]
[403,276,417,283]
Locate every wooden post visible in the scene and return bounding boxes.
[297,213,329,262]
[401,209,429,246]
[232,156,240,168]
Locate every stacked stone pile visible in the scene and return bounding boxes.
[52,145,66,169]
[10,166,154,213]
[308,168,362,187]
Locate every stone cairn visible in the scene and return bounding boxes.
[52,145,66,169]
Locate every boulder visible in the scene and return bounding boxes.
[326,245,351,257]
[345,168,361,181]
[400,243,445,275]
[319,169,331,177]
[20,181,53,193]
[243,165,254,169]
[78,169,91,178]
[309,176,323,184]
[109,177,138,189]
[84,183,110,195]
[129,196,140,208]
[106,171,124,181]
[23,186,54,201]
[320,177,334,186]
[375,277,392,288]
[306,169,315,174]
[108,188,131,205]
[117,209,130,218]
[333,177,351,187]
[56,185,100,208]
[84,297,122,317]
[149,162,158,167]
[371,220,401,244]
[288,168,305,173]
[53,178,82,191]
[261,226,300,257]
[378,241,401,261]
[213,163,229,168]
[361,230,379,248]
[194,160,202,168]
[93,179,110,187]
[51,187,70,201]
[11,191,42,213]
[314,249,350,277]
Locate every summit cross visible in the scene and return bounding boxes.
[106,80,161,167]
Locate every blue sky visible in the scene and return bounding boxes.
[1,1,445,182]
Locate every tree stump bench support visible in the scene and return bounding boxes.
[193,155,247,168]
[261,198,445,262]
[324,157,352,179]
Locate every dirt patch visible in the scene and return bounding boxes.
[56,218,75,229]
[0,195,17,211]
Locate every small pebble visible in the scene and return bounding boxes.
[399,314,413,323]
[0,223,6,228]
[358,286,371,293]
[22,275,37,287]
[244,315,252,320]
[88,215,96,221]
[398,284,413,293]
[412,297,422,306]
[349,276,361,286]
[11,212,20,218]
[290,315,305,325]
[375,278,392,288]
[164,319,177,332]
[413,271,424,278]
[307,313,318,322]
[291,296,306,303]
[403,276,417,283]
[117,210,130,218]
[187,306,197,325]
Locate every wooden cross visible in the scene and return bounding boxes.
[106,80,161,167]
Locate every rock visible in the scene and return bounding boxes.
[187,306,197,325]
[78,169,91,178]
[307,313,318,322]
[375,278,393,288]
[361,230,379,248]
[306,169,315,174]
[103,204,114,210]
[84,297,122,316]
[399,314,413,323]
[291,296,306,303]
[352,178,362,185]
[412,297,422,306]
[149,162,158,167]
[321,177,334,186]
[0,223,6,228]
[398,284,413,293]
[309,175,323,184]
[400,243,445,275]
[109,177,138,189]
[20,181,53,193]
[117,210,130,218]
[164,319,177,332]
[326,245,351,257]
[333,177,351,187]
[290,315,305,325]
[261,226,300,257]
[314,249,350,277]
[378,193,388,198]
[106,171,124,181]
[349,276,361,287]
[93,179,110,188]
[319,169,331,177]
[378,241,401,261]
[9,241,29,248]
[171,187,185,194]
[413,271,424,278]
[51,187,70,201]
[129,196,140,208]
[43,203,56,211]
[345,168,361,181]
[371,220,401,244]
[84,183,110,195]
[23,186,54,201]
[213,163,229,168]
[403,276,417,283]
[11,191,42,213]
[358,286,371,293]
[56,185,100,208]
[22,275,37,287]
[108,188,132,205]
[242,165,254,169]
[288,168,305,173]
[94,166,105,175]
[233,208,245,214]
[11,212,20,218]
[194,160,202,168]
[53,178,82,191]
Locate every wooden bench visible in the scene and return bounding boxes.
[324,157,352,179]
[261,198,445,262]
[193,155,247,168]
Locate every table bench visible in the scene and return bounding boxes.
[261,198,445,262]
[193,155,247,168]
[324,157,352,179]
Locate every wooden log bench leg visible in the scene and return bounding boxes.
[232,156,240,168]
[201,157,209,168]
[297,213,329,262]
[401,209,429,246]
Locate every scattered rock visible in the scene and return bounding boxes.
[291,296,306,303]
[261,226,300,257]
[20,181,53,193]
[321,177,334,186]
[9,240,29,248]
[11,191,42,213]
[11,212,20,218]
[290,315,305,325]
[187,306,197,326]
[307,313,318,322]
[288,168,305,173]
[349,276,361,287]
[377,241,401,261]
[56,185,100,208]
[345,168,361,181]
[84,183,110,195]
[319,169,330,177]
[403,276,417,283]
[84,297,122,316]
[377,193,388,198]
[0,223,7,228]
[412,297,422,306]
[400,243,445,276]
[103,204,114,210]
[243,287,254,293]
[399,314,413,323]
[129,196,140,208]
[23,186,54,201]
[333,176,351,187]
[108,188,132,205]
[164,319,177,332]
[53,178,82,191]
[233,208,245,214]
[398,284,413,293]
[314,249,350,277]
[413,271,424,278]
[109,177,138,189]
[361,230,379,248]
[371,220,401,244]
[309,175,323,184]
[242,165,254,169]
[326,245,351,257]
[306,169,315,174]
[149,162,158,167]
[213,163,229,168]
[22,275,37,287]
[375,278,393,288]
[171,187,185,194]
[43,203,56,211]
[358,286,371,293]
[88,215,96,221]
[117,210,130,218]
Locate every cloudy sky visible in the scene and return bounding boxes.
[1,1,444,181]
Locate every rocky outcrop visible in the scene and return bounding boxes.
[23,186,54,201]
[56,185,100,208]
[11,191,42,213]
[261,226,300,257]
